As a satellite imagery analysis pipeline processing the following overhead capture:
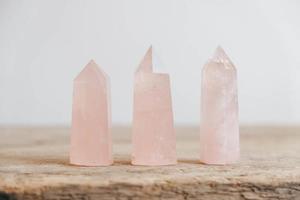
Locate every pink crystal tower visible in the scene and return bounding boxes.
[200,46,239,165]
[70,60,112,166]
[132,46,177,166]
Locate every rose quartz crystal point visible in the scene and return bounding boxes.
[200,46,239,165]
[70,60,112,166]
[132,47,177,166]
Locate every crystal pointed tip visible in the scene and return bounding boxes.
[135,46,153,73]
[136,45,168,74]
[213,45,227,59]
[205,46,236,70]
[146,45,153,57]
[88,59,97,66]
[210,45,233,64]
[75,60,108,82]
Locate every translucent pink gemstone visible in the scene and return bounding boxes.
[70,60,112,166]
[132,47,177,166]
[200,46,239,165]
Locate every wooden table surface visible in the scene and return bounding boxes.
[0,127,299,200]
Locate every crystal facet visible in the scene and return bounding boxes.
[200,46,239,165]
[70,60,112,166]
[132,46,177,166]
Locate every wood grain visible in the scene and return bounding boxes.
[0,127,299,200]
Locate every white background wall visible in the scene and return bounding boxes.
[1,0,300,126]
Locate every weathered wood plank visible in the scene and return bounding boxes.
[0,127,300,200]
